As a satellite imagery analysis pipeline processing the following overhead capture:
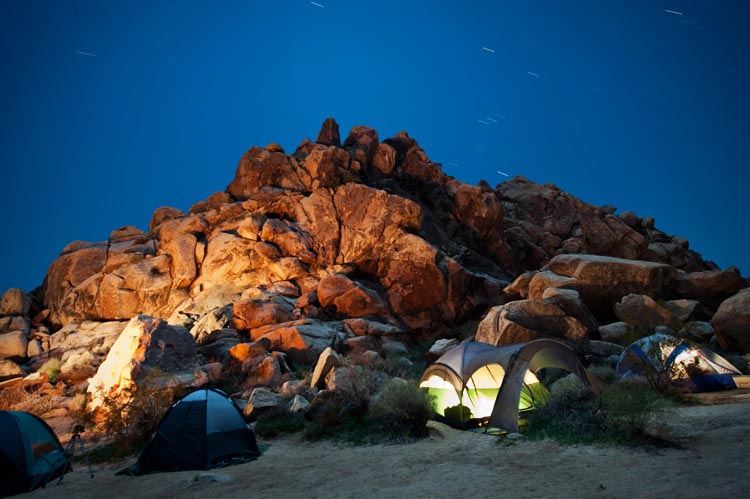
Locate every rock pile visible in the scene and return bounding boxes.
[1,119,747,434]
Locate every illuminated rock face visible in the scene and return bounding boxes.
[37,118,739,370]
[86,315,202,418]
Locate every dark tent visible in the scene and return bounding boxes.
[420,340,592,433]
[617,334,745,392]
[134,388,259,475]
[0,411,70,497]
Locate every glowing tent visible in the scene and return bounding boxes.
[616,334,745,392]
[419,340,592,433]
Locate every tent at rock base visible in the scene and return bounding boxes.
[420,339,592,433]
[132,388,260,475]
[616,334,747,392]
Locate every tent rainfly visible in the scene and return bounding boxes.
[0,410,70,498]
[616,334,747,391]
[420,339,592,433]
[133,388,260,475]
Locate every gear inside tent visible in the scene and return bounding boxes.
[616,334,747,391]
[0,410,70,498]
[419,339,592,433]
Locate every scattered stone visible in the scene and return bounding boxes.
[310,347,344,389]
[280,379,311,399]
[679,321,714,342]
[425,338,459,364]
[613,294,674,328]
[287,394,310,414]
[598,322,631,344]
[243,388,284,420]
[0,359,24,381]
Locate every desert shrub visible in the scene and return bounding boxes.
[38,358,62,382]
[524,380,674,447]
[0,384,53,416]
[587,364,620,385]
[367,379,434,443]
[254,410,305,438]
[601,380,670,441]
[303,389,369,442]
[95,382,183,459]
[303,380,434,445]
[523,389,608,445]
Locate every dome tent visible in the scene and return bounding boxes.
[0,410,70,497]
[133,388,259,475]
[419,339,592,433]
[616,334,744,392]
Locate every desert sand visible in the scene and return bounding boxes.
[18,391,750,499]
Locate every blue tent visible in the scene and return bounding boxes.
[134,388,259,475]
[616,334,742,392]
[0,411,70,497]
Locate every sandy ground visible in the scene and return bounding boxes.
[19,391,750,499]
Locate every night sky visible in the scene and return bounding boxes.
[1,0,748,293]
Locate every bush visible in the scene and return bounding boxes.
[254,411,305,438]
[38,358,62,382]
[523,389,608,445]
[367,379,433,442]
[524,380,674,447]
[95,382,182,459]
[0,384,53,416]
[601,380,669,441]
[302,379,434,445]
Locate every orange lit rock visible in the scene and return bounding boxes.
[317,274,389,318]
[87,315,201,418]
[232,298,294,331]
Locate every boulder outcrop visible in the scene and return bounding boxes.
[87,315,203,418]
[712,289,750,353]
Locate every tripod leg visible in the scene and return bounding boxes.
[75,437,94,478]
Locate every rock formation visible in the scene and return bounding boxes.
[2,118,748,432]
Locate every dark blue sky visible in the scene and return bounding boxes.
[1,0,748,293]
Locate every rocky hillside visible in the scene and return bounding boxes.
[1,119,748,431]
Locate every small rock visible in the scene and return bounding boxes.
[243,388,284,420]
[310,347,344,389]
[287,395,310,414]
[598,322,631,344]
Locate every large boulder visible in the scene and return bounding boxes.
[87,315,201,417]
[43,242,107,326]
[0,288,30,316]
[232,298,295,331]
[0,331,28,360]
[672,268,746,307]
[613,294,674,328]
[542,254,672,320]
[712,289,750,353]
[226,146,306,199]
[317,274,389,318]
[476,300,588,348]
[541,288,598,334]
[249,319,344,364]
